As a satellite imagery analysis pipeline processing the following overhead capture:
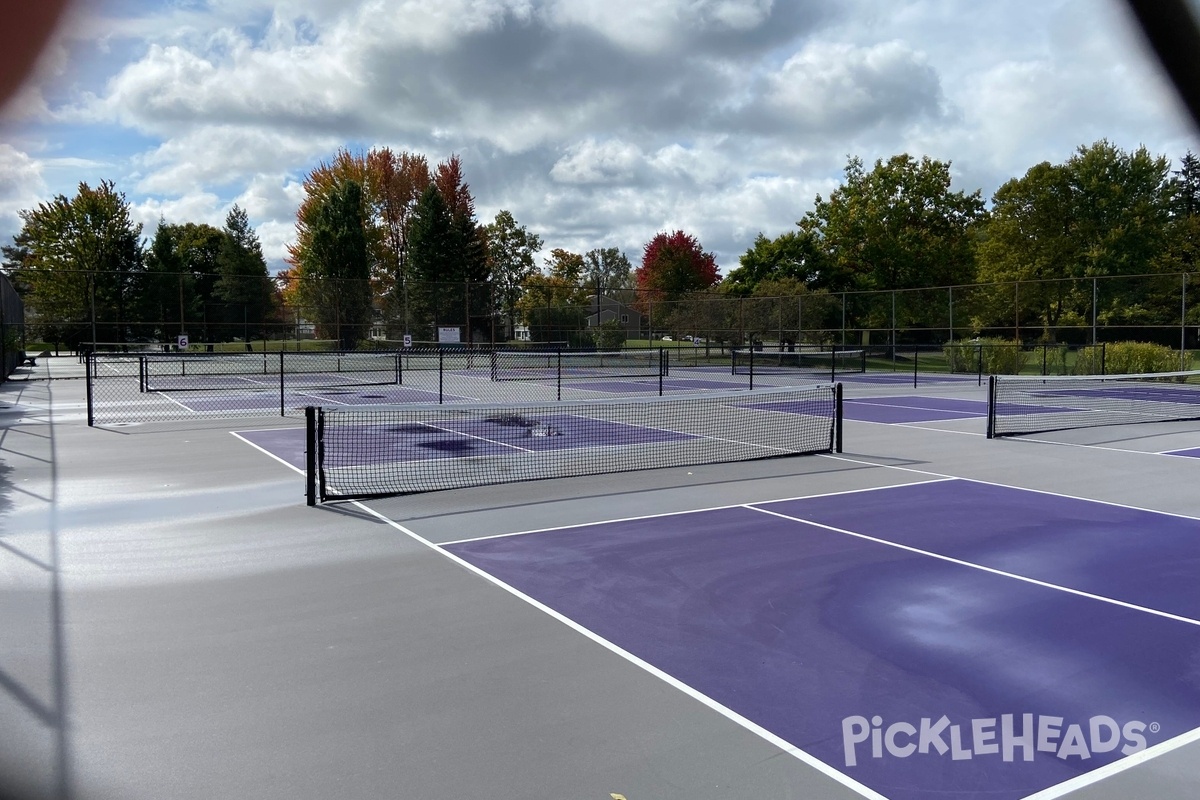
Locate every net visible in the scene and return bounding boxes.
[987,370,1200,437]
[732,348,866,378]
[490,349,666,381]
[141,352,400,392]
[306,383,842,503]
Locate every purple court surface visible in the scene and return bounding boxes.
[442,478,1200,800]
[237,413,696,469]
[1163,447,1200,459]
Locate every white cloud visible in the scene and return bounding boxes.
[550,139,644,184]
[4,0,1199,280]
[766,40,944,132]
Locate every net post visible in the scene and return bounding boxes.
[749,345,754,390]
[305,406,317,506]
[556,349,562,401]
[834,382,843,453]
[279,351,285,416]
[913,345,918,388]
[658,348,664,396]
[1101,342,1106,375]
[138,355,146,393]
[489,349,498,381]
[394,352,401,385]
[829,345,836,383]
[438,348,444,403]
[85,352,95,427]
[986,375,997,439]
[976,344,983,386]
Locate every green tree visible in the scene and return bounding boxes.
[1171,150,1200,219]
[12,180,144,347]
[724,231,826,295]
[434,156,490,341]
[175,223,226,340]
[141,218,185,339]
[799,154,985,292]
[974,162,1078,337]
[485,210,542,341]
[296,180,372,348]
[215,205,274,340]
[582,247,634,292]
[975,141,1176,339]
[517,249,590,345]
[407,185,458,334]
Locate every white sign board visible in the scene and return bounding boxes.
[402,334,413,348]
[437,327,461,344]
[176,335,189,350]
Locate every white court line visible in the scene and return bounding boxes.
[349,500,888,800]
[843,416,988,437]
[746,504,1200,628]
[846,398,983,417]
[439,478,957,546]
[228,431,306,476]
[1006,435,1200,460]
[1021,725,1200,799]
[817,452,1200,523]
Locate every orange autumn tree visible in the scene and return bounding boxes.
[288,148,432,341]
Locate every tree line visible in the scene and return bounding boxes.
[4,139,1198,349]
[718,141,1200,345]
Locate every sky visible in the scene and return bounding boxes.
[1,0,1199,276]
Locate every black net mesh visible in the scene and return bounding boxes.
[988,371,1200,437]
[490,349,664,381]
[141,352,401,392]
[310,384,841,501]
[732,348,866,378]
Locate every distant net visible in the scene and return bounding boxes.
[306,383,842,502]
[490,349,666,382]
[141,352,400,392]
[987,370,1200,437]
[732,348,866,378]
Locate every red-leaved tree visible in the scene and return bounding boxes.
[634,230,720,313]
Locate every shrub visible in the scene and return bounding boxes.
[942,341,977,373]
[942,338,1029,374]
[1077,341,1191,375]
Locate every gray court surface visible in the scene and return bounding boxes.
[3,356,1200,799]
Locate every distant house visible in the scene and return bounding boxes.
[584,294,643,338]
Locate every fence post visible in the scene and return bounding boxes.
[438,348,444,403]
[279,351,285,416]
[1183,272,1189,370]
[85,352,95,427]
[658,348,665,396]
[948,286,954,342]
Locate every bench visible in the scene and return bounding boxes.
[23,350,50,367]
